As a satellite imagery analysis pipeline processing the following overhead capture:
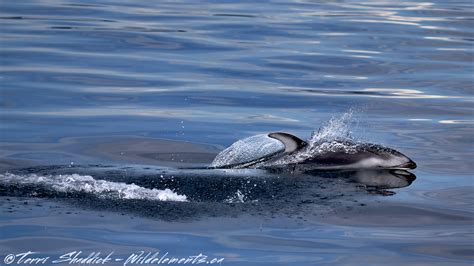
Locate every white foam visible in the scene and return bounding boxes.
[225,190,246,203]
[0,173,187,202]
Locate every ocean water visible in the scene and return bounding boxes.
[0,0,473,265]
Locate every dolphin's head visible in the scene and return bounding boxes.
[349,143,417,170]
[300,142,417,170]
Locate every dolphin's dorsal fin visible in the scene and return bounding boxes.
[268,132,307,153]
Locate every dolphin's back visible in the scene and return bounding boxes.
[210,134,285,168]
[210,132,307,168]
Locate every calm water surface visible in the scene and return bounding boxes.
[0,0,473,265]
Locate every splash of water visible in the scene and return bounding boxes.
[309,111,354,144]
[0,173,187,202]
[306,111,360,154]
[264,111,360,166]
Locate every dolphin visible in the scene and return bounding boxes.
[210,132,416,170]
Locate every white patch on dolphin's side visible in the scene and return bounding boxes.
[0,172,187,202]
[349,157,408,169]
[321,156,409,170]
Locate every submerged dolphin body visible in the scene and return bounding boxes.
[210,132,416,170]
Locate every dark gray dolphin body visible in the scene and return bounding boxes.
[210,132,416,170]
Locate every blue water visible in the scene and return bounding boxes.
[1,0,473,265]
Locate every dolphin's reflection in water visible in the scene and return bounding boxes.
[353,169,416,189]
[302,169,416,197]
[303,169,416,189]
[0,165,416,220]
